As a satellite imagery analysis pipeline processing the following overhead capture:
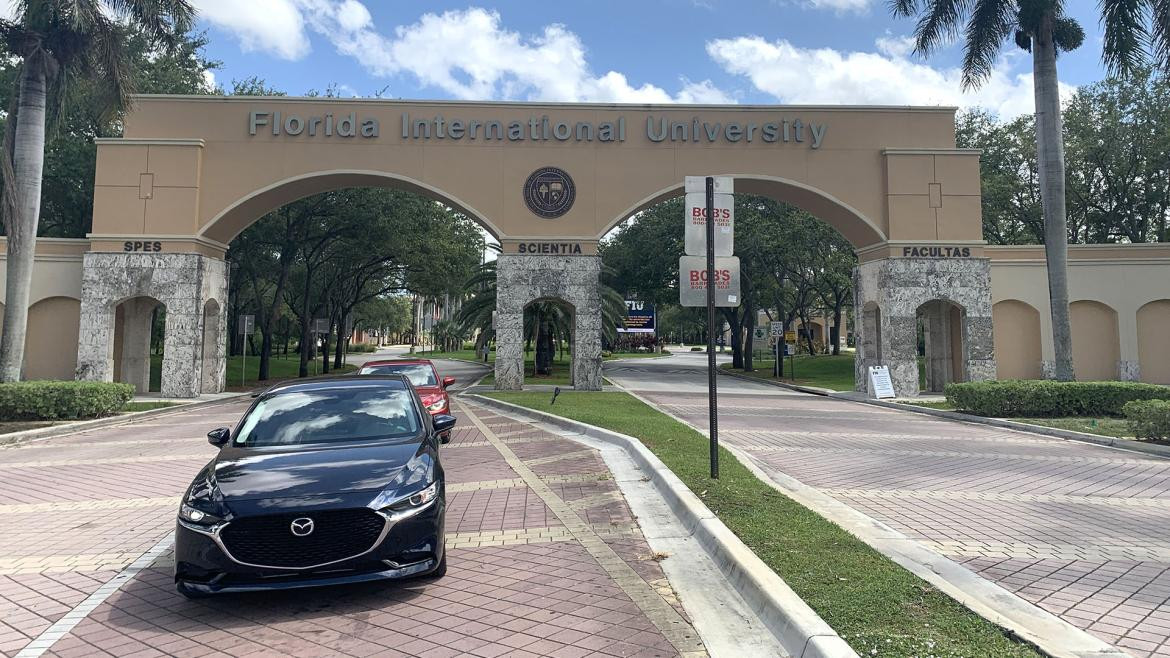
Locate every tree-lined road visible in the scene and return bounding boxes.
[606,353,1170,657]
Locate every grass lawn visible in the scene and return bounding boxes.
[482,391,1037,657]
[720,354,857,392]
[480,356,574,386]
[1013,417,1134,439]
[150,353,357,391]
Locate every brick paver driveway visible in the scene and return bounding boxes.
[0,369,705,657]
[608,353,1170,658]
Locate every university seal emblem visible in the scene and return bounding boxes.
[523,167,575,219]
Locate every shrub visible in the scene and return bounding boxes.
[0,381,135,421]
[945,380,1170,417]
[601,350,612,358]
[690,346,704,352]
[1124,400,1170,441]
[346,343,377,353]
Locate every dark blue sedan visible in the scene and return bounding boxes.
[173,375,454,597]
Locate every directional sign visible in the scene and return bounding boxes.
[679,255,741,307]
[237,314,255,335]
[684,192,733,257]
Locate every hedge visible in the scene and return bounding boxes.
[1124,400,1170,441]
[0,381,135,421]
[346,343,378,353]
[945,380,1170,417]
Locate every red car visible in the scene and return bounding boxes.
[358,359,455,431]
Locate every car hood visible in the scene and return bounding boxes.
[413,385,443,396]
[210,440,426,501]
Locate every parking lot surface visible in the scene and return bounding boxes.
[0,389,706,658]
[608,353,1170,658]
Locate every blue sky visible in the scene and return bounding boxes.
[189,0,1111,118]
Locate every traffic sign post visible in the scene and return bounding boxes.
[681,175,734,480]
[770,321,784,377]
[238,315,255,387]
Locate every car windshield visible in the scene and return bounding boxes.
[234,386,420,447]
[359,363,437,387]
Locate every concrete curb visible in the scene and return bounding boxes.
[466,393,858,658]
[0,394,249,447]
[831,394,1170,460]
[716,368,837,396]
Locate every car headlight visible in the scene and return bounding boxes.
[179,503,223,526]
[379,482,440,519]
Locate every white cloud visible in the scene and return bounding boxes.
[198,2,732,104]
[191,0,310,60]
[805,0,871,14]
[707,35,1073,117]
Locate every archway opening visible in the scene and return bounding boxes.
[112,296,165,394]
[223,183,490,388]
[602,191,858,387]
[523,298,576,384]
[916,300,967,394]
[200,300,224,393]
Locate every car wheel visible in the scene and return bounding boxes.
[176,582,210,600]
[427,552,447,578]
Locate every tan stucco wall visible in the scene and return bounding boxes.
[1138,301,1170,384]
[988,244,1170,379]
[25,297,80,380]
[91,96,983,252]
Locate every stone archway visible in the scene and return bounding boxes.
[494,254,601,390]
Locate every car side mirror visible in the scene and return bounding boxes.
[207,427,231,447]
[442,376,456,389]
[432,414,457,434]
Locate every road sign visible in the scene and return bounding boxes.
[752,326,766,341]
[784,330,797,343]
[237,314,255,335]
[678,255,740,307]
[684,175,734,194]
[313,318,330,334]
[684,192,733,256]
[769,321,784,338]
[868,365,896,399]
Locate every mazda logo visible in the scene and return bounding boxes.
[290,517,314,537]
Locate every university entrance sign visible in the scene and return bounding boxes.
[74,96,992,398]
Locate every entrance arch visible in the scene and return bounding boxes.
[83,96,988,396]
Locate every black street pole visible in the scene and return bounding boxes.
[706,176,719,479]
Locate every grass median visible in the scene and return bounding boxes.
[481,390,1038,657]
[720,354,856,391]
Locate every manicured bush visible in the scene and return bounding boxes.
[0,381,135,421]
[346,343,377,353]
[945,380,1170,417]
[1124,400,1170,441]
[690,346,704,352]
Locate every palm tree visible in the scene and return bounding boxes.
[891,0,1169,381]
[0,0,194,381]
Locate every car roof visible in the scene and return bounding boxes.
[262,374,412,395]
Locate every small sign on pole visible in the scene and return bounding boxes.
[770,322,783,377]
[868,365,896,399]
[237,315,255,387]
[313,318,330,335]
[678,255,741,307]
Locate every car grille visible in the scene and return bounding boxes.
[220,508,386,569]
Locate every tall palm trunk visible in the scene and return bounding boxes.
[1033,12,1075,381]
[0,62,48,382]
